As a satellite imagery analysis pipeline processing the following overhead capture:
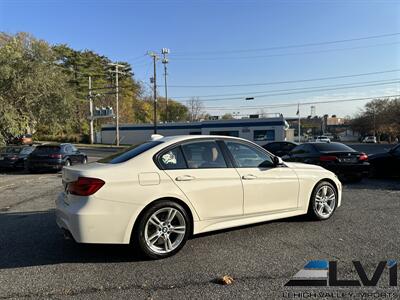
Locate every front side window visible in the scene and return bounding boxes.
[226,141,274,168]
[34,146,61,154]
[181,141,227,169]
[254,130,275,141]
[159,147,187,170]
[20,147,34,155]
[64,145,73,153]
[291,144,307,155]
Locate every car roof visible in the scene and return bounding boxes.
[157,135,252,144]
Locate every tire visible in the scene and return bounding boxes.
[307,181,337,221]
[64,159,71,167]
[132,200,191,259]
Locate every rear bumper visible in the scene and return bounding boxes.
[55,192,142,244]
[27,159,63,170]
[0,160,17,169]
[323,162,370,177]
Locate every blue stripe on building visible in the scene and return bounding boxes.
[102,121,285,131]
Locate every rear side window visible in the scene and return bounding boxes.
[159,147,187,170]
[313,143,355,152]
[264,143,280,152]
[99,141,163,164]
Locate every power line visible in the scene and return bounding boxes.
[172,32,400,56]
[174,80,400,102]
[203,94,400,111]
[172,78,400,99]
[170,41,400,61]
[163,69,400,88]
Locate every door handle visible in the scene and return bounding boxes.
[242,174,257,180]
[175,175,195,181]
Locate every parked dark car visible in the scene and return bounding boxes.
[262,141,298,157]
[282,142,369,181]
[26,143,87,172]
[368,144,400,177]
[0,146,35,170]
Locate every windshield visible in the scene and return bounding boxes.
[98,141,163,164]
[313,143,356,152]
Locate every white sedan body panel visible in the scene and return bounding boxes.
[55,135,342,244]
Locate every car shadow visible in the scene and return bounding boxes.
[0,210,144,269]
[194,214,313,240]
[342,178,400,191]
[0,169,61,176]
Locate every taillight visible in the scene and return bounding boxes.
[50,154,62,159]
[68,177,105,196]
[359,152,368,161]
[319,155,337,162]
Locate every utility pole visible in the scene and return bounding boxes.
[161,48,170,122]
[109,63,125,146]
[148,51,159,134]
[88,76,94,144]
[297,103,301,143]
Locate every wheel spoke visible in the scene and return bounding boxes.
[164,236,173,251]
[166,208,177,223]
[324,203,332,214]
[315,195,323,202]
[171,225,186,235]
[148,232,160,245]
[149,215,162,227]
[318,203,324,215]
[326,194,335,201]
[322,186,328,196]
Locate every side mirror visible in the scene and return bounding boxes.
[273,156,284,166]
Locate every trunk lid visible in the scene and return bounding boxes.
[320,151,360,163]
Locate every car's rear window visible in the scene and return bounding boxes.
[0,147,21,154]
[34,146,61,153]
[98,141,163,164]
[313,143,355,152]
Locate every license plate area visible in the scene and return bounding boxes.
[339,157,357,163]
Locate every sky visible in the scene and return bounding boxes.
[1,0,400,119]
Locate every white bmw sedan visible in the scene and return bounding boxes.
[56,135,342,259]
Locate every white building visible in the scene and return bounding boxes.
[100,115,289,145]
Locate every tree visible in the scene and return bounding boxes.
[0,32,74,144]
[186,97,205,121]
[350,98,400,142]
[221,113,233,120]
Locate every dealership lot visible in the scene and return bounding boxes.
[0,144,399,299]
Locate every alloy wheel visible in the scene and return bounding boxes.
[144,207,186,254]
[314,185,336,218]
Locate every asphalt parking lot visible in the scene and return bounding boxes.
[0,144,399,299]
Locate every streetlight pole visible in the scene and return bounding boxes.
[88,76,94,144]
[161,48,170,122]
[109,63,125,146]
[148,51,159,134]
